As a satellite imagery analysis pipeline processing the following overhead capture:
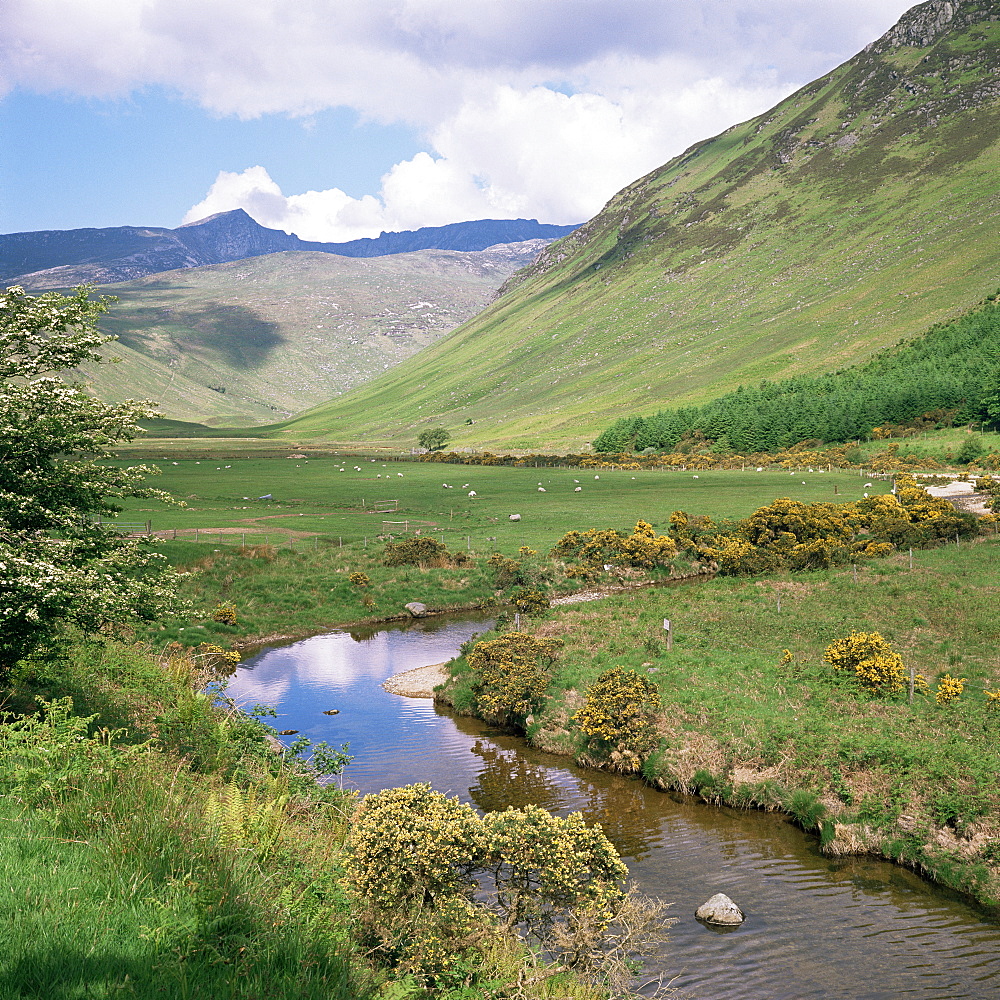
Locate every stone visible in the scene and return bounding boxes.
[695,893,745,925]
[404,602,428,617]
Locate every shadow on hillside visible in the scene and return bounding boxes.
[109,302,287,370]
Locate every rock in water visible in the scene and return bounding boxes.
[404,602,428,617]
[695,893,745,925]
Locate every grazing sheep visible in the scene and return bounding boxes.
[398,473,404,477]
[756,467,763,472]
[594,475,600,480]
[693,475,699,479]
[509,514,521,521]
[538,487,546,492]
[468,490,477,497]
[574,479,579,483]
[864,492,869,498]
[864,482,872,488]
[575,487,582,492]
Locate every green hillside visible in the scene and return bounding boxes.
[274,0,1000,451]
[78,245,545,424]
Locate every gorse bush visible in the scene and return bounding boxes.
[552,520,677,572]
[823,630,906,695]
[935,673,966,705]
[345,783,640,987]
[508,587,550,615]
[574,667,662,772]
[382,536,451,566]
[466,631,561,726]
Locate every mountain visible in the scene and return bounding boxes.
[1,212,580,288]
[271,0,1000,452]
[77,242,553,424]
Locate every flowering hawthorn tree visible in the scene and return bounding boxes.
[0,285,181,677]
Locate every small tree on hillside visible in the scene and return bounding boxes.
[0,285,183,677]
[418,426,450,451]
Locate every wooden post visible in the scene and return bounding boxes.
[909,665,915,705]
[776,593,781,613]
[195,528,199,543]
[909,547,913,570]
[853,564,857,583]
[663,618,673,650]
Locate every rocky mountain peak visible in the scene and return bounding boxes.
[865,0,962,54]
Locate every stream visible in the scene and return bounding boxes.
[225,614,1000,1000]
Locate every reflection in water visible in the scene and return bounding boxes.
[227,616,1000,1000]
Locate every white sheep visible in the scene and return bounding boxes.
[573,479,579,483]
[397,472,403,477]
[468,490,477,497]
[756,467,763,472]
[538,487,546,492]
[693,475,699,479]
[864,482,872,488]
[594,475,600,480]
[574,487,582,492]
[864,492,869,498]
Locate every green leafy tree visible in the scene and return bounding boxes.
[417,426,451,451]
[0,285,182,676]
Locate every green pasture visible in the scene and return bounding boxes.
[117,458,891,556]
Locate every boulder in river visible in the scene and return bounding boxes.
[405,602,428,617]
[695,893,745,925]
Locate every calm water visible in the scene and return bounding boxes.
[226,616,1000,1000]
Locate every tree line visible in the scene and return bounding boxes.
[594,294,1000,453]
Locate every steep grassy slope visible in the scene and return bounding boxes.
[79,244,549,423]
[275,0,1000,451]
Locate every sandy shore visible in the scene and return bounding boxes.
[382,661,449,698]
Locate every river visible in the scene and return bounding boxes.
[225,614,1000,1000]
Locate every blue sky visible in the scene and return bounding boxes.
[2,1,915,242]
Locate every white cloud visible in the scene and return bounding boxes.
[7,0,918,238]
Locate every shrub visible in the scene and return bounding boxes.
[935,673,966,705]
[508,587,549,615]
[345,784,640,985]
[574,666,662,771]
[348,571,370,587]
[551,520,676,571]
[382,536,450,567]
[212,602,238,624]
[466,631,561,726]
[823,631,906,695]
[487,551,524,586]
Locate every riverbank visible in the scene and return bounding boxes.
[436,536,1000,913]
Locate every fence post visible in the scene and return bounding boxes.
[195,528,199,543]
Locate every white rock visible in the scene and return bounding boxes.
[695,893,745,926]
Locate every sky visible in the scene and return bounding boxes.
[2,0,917,243]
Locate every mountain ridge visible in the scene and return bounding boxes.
[1,212,580,288]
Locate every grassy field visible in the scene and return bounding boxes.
[442,536,1000,909]
[118,457,890,555]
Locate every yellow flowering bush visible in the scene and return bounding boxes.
[466,631,561,725]
[551,520,677,571]
[986,689,1000,710]
[574,666,661,771]
[347,571,370,587]
[824,631,906,695]
[345,784,629,982]
[780,649,793,665]
[935,673,966,705]
[212,602,237,625]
